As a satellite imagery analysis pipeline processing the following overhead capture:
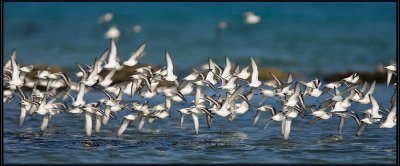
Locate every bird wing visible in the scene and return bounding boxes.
[128,42,146,61]
[250,57,259,83]
[165,51,174,76]
[108,39,117,63]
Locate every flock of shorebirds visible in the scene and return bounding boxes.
[3,39,397,142]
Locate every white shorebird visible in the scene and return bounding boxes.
[3,55,13,72]
[309,107,332,124]
[96,48,110,73]
[178,81,194,96]
[248,57,262,88]
[128,74,153,97]
[82,102,102,137]
[219,76,237,91]
[31,94,68,132]
[75,64,90,78]
[300,78,321,89]
[187,84,210,134]
[268,72,293,97]
[363,94,382,119]
[320,83,359,109]
[30,84,46,106]
[236,66,251,80]
[207,57,223,77]
[263,106,300,142]
[189,105,212,135]
[101,88,126,126]
[229,90,253,121]
[178,107,190,128]
[133,104,163,131]
[157,84,186,103]
[122,101,150,131]
[221,56,232,80]
[284,82,301,107]
[211,86,243,117]
[139,81,159,99]
[330,91,356,134]
[379,104,397,128]
[346,111,363,136]
[264,109,284,129]
[36,67,51,80]
[98,12,113,24]
[82,60,102,87]
[243,11,260,24]
[217,21,228,30]
[94,107,105,134]
[132,25,142,33]
[99,68,116,88]
[15,87,34,127]
[253,105,276,126]
[257,86,276,106]
[3,89,14,103]
[68,83,87,107]
[322,80,342,94]
[348,111,376,137]
[351,95,383,136]
[164,51,177,82]
[105,26,120,39]
[7,49,24,90]
[350,81,368,102]
[123,42,146,66]
[388,96,397,129]
[117,114,138,136]
[104,39,122,70]
[380,104,396,128]
[330,90,355,113]
[300,78,322,97]
[342,73,359,84]
[281,105,306,141]
[384,64,396,87]
[281,116,293,141]
[182,69,217,93]
[19,64,34,82]
[356,80,376,104]
[203,58,218,85]
[75,47,109,78]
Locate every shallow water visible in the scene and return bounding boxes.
[3,84,396,164]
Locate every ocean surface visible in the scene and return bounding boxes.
[3,2,397,164]
[3,2,397,76]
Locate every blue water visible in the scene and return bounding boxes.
[3,2,397,164]
[3,2,396,76]
[3,85,396,164]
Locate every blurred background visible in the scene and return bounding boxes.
[3,2,396,78]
